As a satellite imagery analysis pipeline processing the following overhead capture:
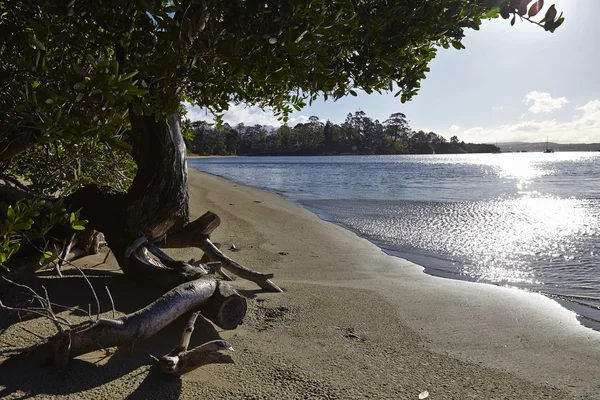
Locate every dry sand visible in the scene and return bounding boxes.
[1,168,600,399]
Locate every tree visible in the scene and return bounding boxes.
[323,121,334,152]
[0,0,562,373]
[384,113,411,143]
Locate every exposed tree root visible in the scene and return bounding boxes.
[159,211,283,292]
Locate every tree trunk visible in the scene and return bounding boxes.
[64,111,191,281]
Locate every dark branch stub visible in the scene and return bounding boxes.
[159,311,235,376]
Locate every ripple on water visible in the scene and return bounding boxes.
[302,196,600,316]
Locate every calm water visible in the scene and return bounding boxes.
[189,153,600,327]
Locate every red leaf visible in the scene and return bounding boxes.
[528,0,544,17]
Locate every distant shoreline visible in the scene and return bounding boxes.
[188,149,599,158]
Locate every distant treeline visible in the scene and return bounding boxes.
[185,111,500,156]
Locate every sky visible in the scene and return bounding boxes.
[186,0,600,144]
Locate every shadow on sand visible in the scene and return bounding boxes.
[0,271,225,399]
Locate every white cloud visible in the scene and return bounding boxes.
[523,91,569,114]
[492,106,505,111]
[450,125,461,132]
[445,99,600,144]
[184,103,314,127]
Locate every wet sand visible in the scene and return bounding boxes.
[1,168,599,399]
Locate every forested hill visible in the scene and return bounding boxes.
[184,111,500,156]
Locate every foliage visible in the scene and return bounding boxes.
[496,0,564,31]
[7,141,136,197]
[0,198,87,268]
[184,111,500,156]
[1,0,560,147]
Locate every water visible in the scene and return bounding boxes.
[189,153,600,328]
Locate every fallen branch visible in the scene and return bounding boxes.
[158,311,234,376]
[1,275,246,365]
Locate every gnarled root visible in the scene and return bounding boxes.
[159,211,283,292]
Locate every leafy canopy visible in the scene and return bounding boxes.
[0,0,561,265]
[2,0,561,145]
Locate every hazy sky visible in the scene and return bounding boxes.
[187,0,600,144]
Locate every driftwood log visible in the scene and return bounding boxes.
[0,275,243,370]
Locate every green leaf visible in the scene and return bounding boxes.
[13,223,32,230]
[451,41,465,50]
[28,36,46,51]
[6,207,15,221]
[43,251,53,259]
[73,64,88,77]
[542,5,557,23]
[8,243,20,257]
[27,19,46,37]
[485,7,500,19]
[111,137,133,151]
[119,71,139,81]
[349,89,357,96]
[85,54,97,65]
[72,225,86,230]
[69,212,76,224]
[553,17,565,30]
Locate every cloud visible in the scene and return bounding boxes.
[523,91,569,114]
[450,125,461,132]
[184,103,314,127]
[492,106,505,111]
[445,99,600,144]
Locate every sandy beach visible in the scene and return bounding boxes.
[2,168,600,399]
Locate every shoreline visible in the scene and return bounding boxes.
[191,161,600,332]
[186,168,600,398]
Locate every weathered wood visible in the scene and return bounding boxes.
[163,211,221,248]
[125,111,189,240]
[159,213,282,292]
[198,238,283,293]
[159,340,234,376]
[25,276,234,364]
[200,280,247,330]
[176,311,201,353]
[195,259,233,281]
